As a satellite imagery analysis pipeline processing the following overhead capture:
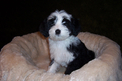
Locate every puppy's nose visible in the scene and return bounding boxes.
[55,29,61,35]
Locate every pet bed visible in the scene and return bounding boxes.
[0,32,122,81]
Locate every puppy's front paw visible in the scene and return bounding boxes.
[47,66,56,73]
[47,62,60,73]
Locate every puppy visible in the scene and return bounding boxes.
[39,10,95,74]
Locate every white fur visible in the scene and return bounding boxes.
[49,24,70,41]
[48,61,60,73]
[48,36,80,73]
[48,10,72,21]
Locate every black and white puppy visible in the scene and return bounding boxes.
[39,10,95,74]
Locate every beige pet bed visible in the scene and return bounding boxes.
[0,32,122,81]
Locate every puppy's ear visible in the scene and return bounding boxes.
[71,17,81,36]
[39,18,49,37]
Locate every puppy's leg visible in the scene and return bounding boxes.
[65,59,82,74]
[65,63,76,74]
[48,60,60,73]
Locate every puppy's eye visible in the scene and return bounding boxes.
[48,18,56,26]
[62,21,66,24]
[62,18,70,25]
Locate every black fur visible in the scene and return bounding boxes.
[39,16,57,37]
[39,18,49,37]
[62,17,81,36]
[50,59,54,66]
[71,18,81,36]
[65,39,95,74]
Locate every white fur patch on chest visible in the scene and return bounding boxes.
[49,36,80,67]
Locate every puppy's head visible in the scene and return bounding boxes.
[39,10,81,41]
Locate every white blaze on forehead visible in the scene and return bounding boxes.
[48,10,72,21]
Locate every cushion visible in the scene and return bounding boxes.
[0,32,122,81]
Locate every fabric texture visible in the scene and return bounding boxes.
[0,32,121,81]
